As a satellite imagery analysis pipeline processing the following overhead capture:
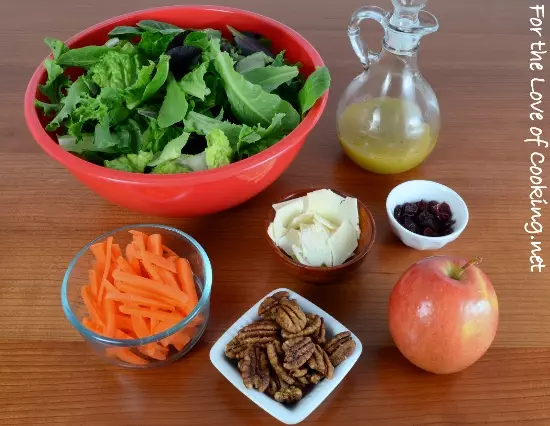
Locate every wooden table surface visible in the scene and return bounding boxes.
[1,0,549,424]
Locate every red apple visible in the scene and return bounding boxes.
[388,256,499,374]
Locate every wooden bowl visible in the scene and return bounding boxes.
[266,188,376,284]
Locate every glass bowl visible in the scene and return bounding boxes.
[61,224,212,368]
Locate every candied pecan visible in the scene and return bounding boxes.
[308,344,326,373]
[237,320,279,345]
[266,342,295,385]
[295,375,309,387]
[274,386,303,404]
[290,368,308,378]
[282,336,315,370]
[258,291,290,319]
[322,346,334,379]
[312,317,326,345]
[308,372,324,384]
[266,373,287,397]
[281,314,321,340]
[324,331,356,367]
[241,345,270,393]
[275,299,307,333]
[225,336,248,359]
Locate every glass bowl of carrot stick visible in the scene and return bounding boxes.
[61,224,212,368]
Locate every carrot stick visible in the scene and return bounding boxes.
[143,251,177,273]
[115,314,134,332]
[176,257,199,307]
[150,318,159,334]
[89,269,100,298]
[115,282,177,308]
[162,244,178,257]
[102,278,119,295]
[90,242,106,264]
[116,256,135,274]
[105,291,174,310]
[81,285,105,327]
[120,305,185,322]
[129,258,141,275]
[157,268,180,291]
[147,234,163,256]
[98,236,113,301]
[104,300,117,337]
[112,270,189,306]
[82,316,102,333]
[141,257,161,281]
[106,347,149,366]
[172,331,191,351]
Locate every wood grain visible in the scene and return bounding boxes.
[1,0,549,424]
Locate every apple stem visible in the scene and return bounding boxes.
[454,257,483,280]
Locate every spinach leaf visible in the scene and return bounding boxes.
[298,66,330,115]
[179,61,210,100]
[166,45,202,80]
[44,37,68,60]
[56,46,113,68]
[126,54,170,109]
[138,32,175,60]
[227,26,274,58]
[241,65,299,93]
[105,151,154,172]
[139,118,181,152]
[211,40,299,132]
[235,52,273,73]
[94,116,123,152]
[136,20,184,35]
[108,26,142,38]
[272,50,286,67]
[158,76,188,128]
[148,131,190,166]
[183,111,242,149]
[142,54,170,102]
[46,77,90,131]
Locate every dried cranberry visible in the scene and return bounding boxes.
[438,212,450,222]
[403,216,419,234]
[418,211,438,230]
[417,200,428,212]
[423,227,438,237]
[393,205,403,222]
[428,201,438,212]
[440,202,451,215]
[402,203,418,216]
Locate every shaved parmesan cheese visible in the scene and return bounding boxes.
[329,220,359,266]
[278,229,301,257]
[268,189,361,267]
[289,212,315,229]
[306,189,344,224]
[300,223,332,267]
[339,197,360,238]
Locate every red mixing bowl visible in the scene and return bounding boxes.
[24,5,328,217]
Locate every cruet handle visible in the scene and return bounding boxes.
[348,6,387,70]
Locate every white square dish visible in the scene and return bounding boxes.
[209,288,362,424]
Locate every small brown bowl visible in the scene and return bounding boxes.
[266,188,376,284]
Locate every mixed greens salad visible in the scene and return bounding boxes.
[35,20,330,174]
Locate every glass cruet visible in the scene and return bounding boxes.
[336,0,440,174]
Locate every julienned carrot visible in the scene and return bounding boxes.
[105,291,174,310]
[81,285,105,327]
[112,270,190,307]
[157,268,180,291]
[80,230,201,364]
[120,305,184,322]
[147,234,163,256]
[176,258,199,306]
[143,251,177,273]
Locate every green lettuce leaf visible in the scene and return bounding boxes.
[235,52,273,73]
[210,39,299,133]
[39,59,68,103]
[184,31,210,51]
[140,54,170,104]
[44,37,69,60]
[139,117,181,153]
[46,77,90,131]
[136,20,184,35]
[176,152,207,171]
[104,151,154,172]
[237,113,285,157]
[205,128,233,169]
[108,26,143,38]
[148,131,190,167]
[158,76,188,128]
[151,160,190,174]
[138,32,175,60]
[183,111,242,149]
[90,51,143,90]
[178,61,210,100]
[35,100,61,115]
[241,65,299,93]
